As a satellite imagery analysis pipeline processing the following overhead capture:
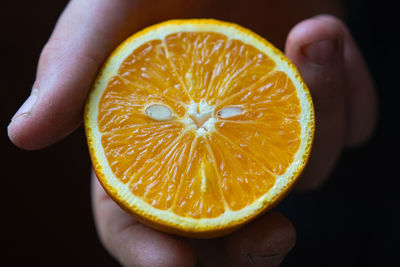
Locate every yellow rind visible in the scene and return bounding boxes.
[84,19,314,238]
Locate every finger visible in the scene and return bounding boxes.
[285,15,376,191]
[223,212,296,267]
[7,0,144,150]
[317,15,377,146]
[91,170,196,267]
[286,15,346,190]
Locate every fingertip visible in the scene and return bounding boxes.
[224,212,296,267]
[7,104,82,150]
[8,116,39,150]
[286,15,347,112]
[285,14,346,62]
[285,16,349,192]
[105,217,197,267]
[287,14,377,147]
[127,231,196,267]
[8,71,85,150]
[7,89,39,150]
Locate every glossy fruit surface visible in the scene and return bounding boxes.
[85,19,314,238]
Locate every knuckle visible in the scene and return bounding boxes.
[37,39,67,75]
[38,38,100,71]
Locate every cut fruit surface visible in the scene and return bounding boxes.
[85,19,314,238]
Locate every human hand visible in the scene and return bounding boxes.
[8,0,376,265]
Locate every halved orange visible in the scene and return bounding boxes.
[84,19,314,238]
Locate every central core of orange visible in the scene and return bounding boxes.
[185,102,216,133]
[189,111,212,129]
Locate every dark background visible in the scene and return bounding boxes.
[1,1,397,266]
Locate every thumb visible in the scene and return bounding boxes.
[285,15,347,191]
[7,0,140,150]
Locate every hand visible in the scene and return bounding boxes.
[8,0,376,265]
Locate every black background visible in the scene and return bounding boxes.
[1,1,398,266]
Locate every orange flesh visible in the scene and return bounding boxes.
[98,32,301,218]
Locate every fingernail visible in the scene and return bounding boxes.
[302,39,338,65]
[11,88,39,121]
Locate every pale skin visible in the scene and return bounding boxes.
[8,0,377,266]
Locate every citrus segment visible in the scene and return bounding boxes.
[206,133,276,211]
[205,38,276,105]
[129,131,195,210]
[172,137,226,218]
[214,70,301,122]
[85,19,314,238]
[215,120,301,176]
[164,32,228,103]
[118,39,191,104]
[101,122,184,184]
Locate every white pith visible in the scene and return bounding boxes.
[185,101,216,135]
